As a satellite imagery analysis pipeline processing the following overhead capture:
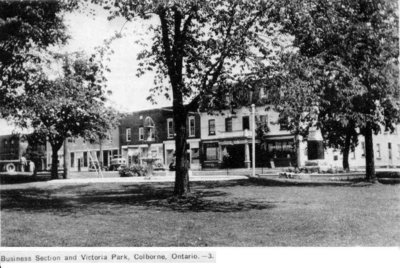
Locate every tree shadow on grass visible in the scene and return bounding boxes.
[0,188,77,215]
[189,179,258,189]
[1,182,276,214]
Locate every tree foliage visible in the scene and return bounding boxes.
[0,0,77,117]
[13,52,118,179]
[270,0,399,176]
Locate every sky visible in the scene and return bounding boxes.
[0,5,171,135]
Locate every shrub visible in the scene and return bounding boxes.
[119,165,147,177]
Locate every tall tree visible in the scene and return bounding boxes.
[92,0,287,196]
[13,53,116,180]
[271,0,399,179]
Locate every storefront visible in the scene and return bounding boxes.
[163,139,201,170]
[122,144,164,167]
[201,135,297,169]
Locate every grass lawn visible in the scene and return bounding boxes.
[1,179,399,246]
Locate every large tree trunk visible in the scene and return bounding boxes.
[364,123,376,182]
[51,145,59,180]
[63,139,69,179]
[342,129,352,172]
[173,103,190,196]
[158,8,191,196]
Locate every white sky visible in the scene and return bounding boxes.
[0,6,171,135]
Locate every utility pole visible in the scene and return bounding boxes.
[251,104,256,177]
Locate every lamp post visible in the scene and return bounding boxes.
[251,104,256,177]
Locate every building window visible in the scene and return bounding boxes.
[206,146,218,160]
[70,153,75,168]
[126,128,131,142]
[388,143,392,160]
[376,143,381,159]
[139,127,144,140]
[167,118,174,138]
[191,148,200,165]
[147,128,155,141]
[351,150,356,159]
[83,152,88,167]
[258,115,268,127]
[242,116,250,130]
[189,117,195,137]
[225,117,233,132]
[279,122,289,130]
[361,142,365,157]
[209,119,216,135]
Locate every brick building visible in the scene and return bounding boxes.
[119,107,201,169]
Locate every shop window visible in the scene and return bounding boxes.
[191,148,200,164]
[206,147,218,160]
[83,152,88,167]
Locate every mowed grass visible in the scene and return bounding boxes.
[1,180,400,247]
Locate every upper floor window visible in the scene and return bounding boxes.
[258,115,268,126]
[376,143,381,159]
[126,128,131,142]
[189,117,195,137]
[167,118,174,138]
[107,133,112,142]
[279,121,289,131]
[209,119,216,135]
[144,116,155,141]
[351,149,356,159]
[139,127,144,141]
[225,117,233,132]
[242,116,249,130]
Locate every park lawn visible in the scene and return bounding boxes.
[1,180,400,247]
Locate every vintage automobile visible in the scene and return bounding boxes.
[109,156,127,171]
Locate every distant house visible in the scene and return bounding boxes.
[45,128,120,171]
[324,125,400,169]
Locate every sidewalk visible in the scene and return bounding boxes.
[49,174,247,184]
